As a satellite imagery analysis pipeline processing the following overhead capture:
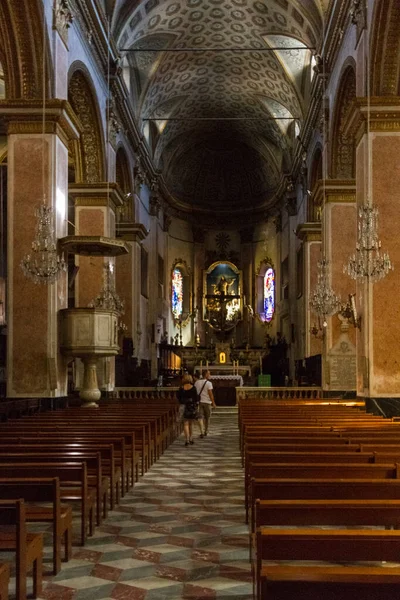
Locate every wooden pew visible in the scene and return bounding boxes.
[0,562,9,600]
[0,478,72,575]
[0,451,107,527]
[0,464,95,546]
[246,463,400,522]
[0,499,43,600]
[256,528,400,600]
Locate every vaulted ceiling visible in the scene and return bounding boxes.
[109,0,325,222]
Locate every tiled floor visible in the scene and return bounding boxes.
[32,411,251,599]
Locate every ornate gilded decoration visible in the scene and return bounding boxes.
[350,0,366,43]
[68,70,105,184]
[53,0,74,47]
[371,0,400,96]
[332,67,356,179]
[0,0,45,99]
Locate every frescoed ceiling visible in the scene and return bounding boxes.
[109,0,324,221]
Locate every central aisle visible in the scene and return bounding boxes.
[42,412,252,600]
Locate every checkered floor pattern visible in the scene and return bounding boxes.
[27,411,251,600]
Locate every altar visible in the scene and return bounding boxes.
[194,367,247,406]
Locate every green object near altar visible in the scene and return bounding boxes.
[258,374,271,387]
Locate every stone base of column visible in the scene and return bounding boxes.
[322,390,357,399]
[364,397,400,418]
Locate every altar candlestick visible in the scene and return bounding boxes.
[206,360,209,368]
[200,360,203,371]
[259,355,262,374]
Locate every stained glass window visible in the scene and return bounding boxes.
[264,268,275,322]
[172,268,183,319]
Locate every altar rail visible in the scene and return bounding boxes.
[111,387,179,401]
[236,387,323,403]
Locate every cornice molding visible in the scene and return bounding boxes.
[344,97,400,145]
[116,222,148,243]
[296,222,322,242]
[312,178,356,206]
[0,99,81,146]
[70,181,125,212]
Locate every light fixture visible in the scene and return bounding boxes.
[344,204,393,282]
[88,262,124,314]
[21,200,67,284]
[309,30,341,328]
[344,5,393,284]
[20,16,67,285]
[309,257,342,327]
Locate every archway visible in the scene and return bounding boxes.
[68,68,106,184]
[370,0,400,96]
[331,65,356,179]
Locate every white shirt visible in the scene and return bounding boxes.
[195,378,213,404]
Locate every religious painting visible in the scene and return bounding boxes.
[203,261,242,332]
[263,268,275,323]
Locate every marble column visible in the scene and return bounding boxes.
[314,180,357,394]
[345,99,400,409]
[240,227,254,347]
[69,183,124,306]
[192,227,206,346]
[116,222,148,357]
[69,182,124,391]
[296,222,322,359]
[3,100,80,397]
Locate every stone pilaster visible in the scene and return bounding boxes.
[345,98,400,404]
[295,222,322,359]
[2,101,80,397]
[116,223,148,356]
[313,179,357,393]
[192,226,206,346]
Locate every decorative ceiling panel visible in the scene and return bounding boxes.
[115,0,322,218]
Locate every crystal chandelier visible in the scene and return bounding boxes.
[89,262,125,314]
[309,257,341,326]
[344,204,393,282]
[20,200,67,284]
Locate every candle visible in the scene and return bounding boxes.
[259,355,262,374]
[206,360,209,368]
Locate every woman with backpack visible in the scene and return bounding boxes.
[177,374,202,446]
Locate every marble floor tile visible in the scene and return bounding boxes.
[32,413,251,600]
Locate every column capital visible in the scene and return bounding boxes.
[0,99,81,146]
[344,97,400,145]
[295,222,322,243]
[69,182,125,213]
[116,222,148,243]
[313,179,356,206]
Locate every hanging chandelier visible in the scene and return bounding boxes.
[344,203,393,282]
[309,257,341,326]
[89,262,125,314]
[20,201,67,284]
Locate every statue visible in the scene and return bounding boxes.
[213,275,235,296]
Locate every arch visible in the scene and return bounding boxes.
[0,0,50,99]
[68,66,106,183]
[308,145,322,221]
[370,0,400,96]
[116,145,134,221]
[330,64,356,179]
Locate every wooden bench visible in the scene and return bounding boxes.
[246,461,399,521]
[0,478,72,575]
[0,562,9,600]
[256,528,400,600]
[0,450,108,527]
[0,463,95,546]
[0,499,43,600]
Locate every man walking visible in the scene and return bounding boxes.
[195,370,216,436]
